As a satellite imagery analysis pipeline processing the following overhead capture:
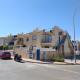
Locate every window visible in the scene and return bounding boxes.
[26,38,29,41]
[41,34,52,43]
[17,38,24,45]
[8,42,14,45]
[19,38,22,41]
[32,35,37,40]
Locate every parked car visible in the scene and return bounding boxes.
[0,52,11,59]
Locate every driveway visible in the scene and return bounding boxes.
[0,59,80,80]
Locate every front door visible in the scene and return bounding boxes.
[36,49,40,60]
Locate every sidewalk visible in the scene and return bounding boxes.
[22,58,52,64]
[11,56,51,64]
[64,59,80,64]
[12,56,80,65]
[22,58,69,65]
[22,58,80,65]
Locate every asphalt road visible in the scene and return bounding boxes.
[0,59,80,80]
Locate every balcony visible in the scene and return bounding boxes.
[41,40,52,43]
[41,34,52,43]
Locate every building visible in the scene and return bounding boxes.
[72,40,80,55]
[0,35,17,49]
[14,26,73,61]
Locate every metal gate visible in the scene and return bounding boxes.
[36,49,40,60]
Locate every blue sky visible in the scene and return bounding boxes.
[0,0,80,40]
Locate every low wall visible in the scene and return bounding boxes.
[14,48,28,58]
[14,47,72,61]
[14,48,57,60]
[40,51,57,61]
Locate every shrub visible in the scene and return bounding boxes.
[0,45,11,50]
[52,55,64,62]
[0,46,3,50]
[3,45,9,50]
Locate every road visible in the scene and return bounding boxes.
[0,59,80,80]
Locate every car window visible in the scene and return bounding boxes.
[3,52,10,54]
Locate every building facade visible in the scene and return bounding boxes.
[14,26,73,60]
[72,40,80,55]
[0,35,17,49]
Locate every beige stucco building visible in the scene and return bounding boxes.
[14,26,73,61]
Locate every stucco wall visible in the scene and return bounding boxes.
[64,38,73,57]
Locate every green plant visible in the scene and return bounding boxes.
[0,45,13,50]
[0,46,3,50]
[52,55,64,62]
[3,45,9,50]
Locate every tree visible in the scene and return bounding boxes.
[0,46,3,50]
[3,45,9,50]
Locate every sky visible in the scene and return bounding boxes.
[0,0,80,40]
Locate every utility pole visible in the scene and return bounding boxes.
[73,9,77,64]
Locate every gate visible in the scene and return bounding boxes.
[36,49,40,60]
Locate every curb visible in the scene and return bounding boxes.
[11,56,80,65]
[11,56,52,64]
[22,58,52,64]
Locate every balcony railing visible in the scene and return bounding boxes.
[41,34,52,43]
[41,39,52,43]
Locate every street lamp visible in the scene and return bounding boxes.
[73,9,77,64]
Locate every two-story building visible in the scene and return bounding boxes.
[14,26,73,61]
